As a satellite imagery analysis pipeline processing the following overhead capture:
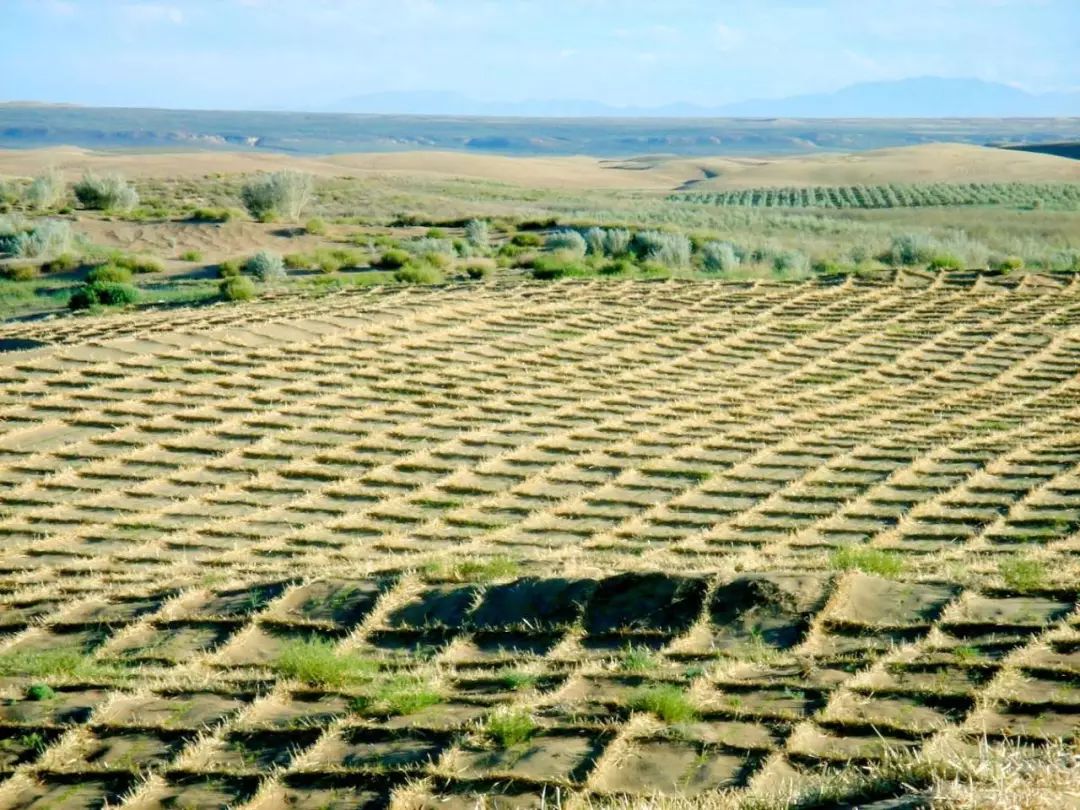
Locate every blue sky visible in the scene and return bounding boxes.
[2,0,1077,110]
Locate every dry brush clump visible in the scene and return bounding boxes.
[240,170,314,222]
[72,172,138,212]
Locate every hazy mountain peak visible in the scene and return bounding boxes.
[330,78,1079,118]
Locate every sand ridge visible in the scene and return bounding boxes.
[0,142,1076,192]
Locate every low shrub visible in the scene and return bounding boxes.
[530,254,590,280]
[189,207,234,223]
[240,170,313,221]
[179,250,203,262]
[599,258,635,276]
[87,264,133,284]
[218,259,243,278]
[889,233,936,266]
[602,228,632,257]
[68,281,139,310]
[375,249,410,270]
[246,250,285,283]
[111,253,164,274]
[0,219,73,259]
[545,229,587,256]
[25,169,64,210]
[811,258,846,274]
[73,172,138,211]
[927,253,963,271]
[700,241,741,273]
[304,217,327,235]
[283,253,309,270]
[464,262,492,280]
[41,252,80,274]
[465,219,490,250]
[511,232,543,248]
[990,255,1024,273]
[219,275,256,302]
[633,230,691,267]
[1,263,38,281]
[394,264,443,284]
[772,249,810,275]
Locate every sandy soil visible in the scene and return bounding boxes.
[1,142,1075,191]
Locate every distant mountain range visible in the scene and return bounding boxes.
[330,78,1080,118]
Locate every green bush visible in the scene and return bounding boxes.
[73,172,138,211]
[889,233,936,266]
[218,259,243,278]
[41,253,80,274]
[464,262,492,280]
[241,171,314,222]
[376,249,410,270]
[927,253,963,271]
[530,254,590,280]
[25,169,64,210]
[700,241,741,273]
[68,281,139,310]
[511,232,543,248]
[87,264,133,284]
[394,264,443,284]
[633,230,692,267]
[111,253,164,274]
[990,255,1024,273]
[465,219,490,250]
[220,275,256,302]
[811,258,846,274]
[1,263,38,281]
[545,229,587,256]
[179,250,203,262]
[283,253,309,270]
[189,207,234,223]
[599,258,635,276]
[246,250,285,283]
[305,217,327,236]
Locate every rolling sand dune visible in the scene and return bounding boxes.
[675,142,1080,190]
[0,142,1075,192]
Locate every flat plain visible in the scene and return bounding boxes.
[0,271,1076,808]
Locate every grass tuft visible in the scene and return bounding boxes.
[273,638,378,687]
[997,558,1047,592]
[829,546,907,578]
[483,707,538,748]
[423,556,521,582]
[626,685,698,724]
[351,672,443,717]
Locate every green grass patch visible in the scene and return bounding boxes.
[423,556,521,582]
[829,546,907,578]
[626,685,698,724]
[0,650,121,680]
[997,558,1047,592]
[273,638,378,687]
[351,673,443,717]
[618,644,659,672]
[495,669,540,691]
[483,707,538,748]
